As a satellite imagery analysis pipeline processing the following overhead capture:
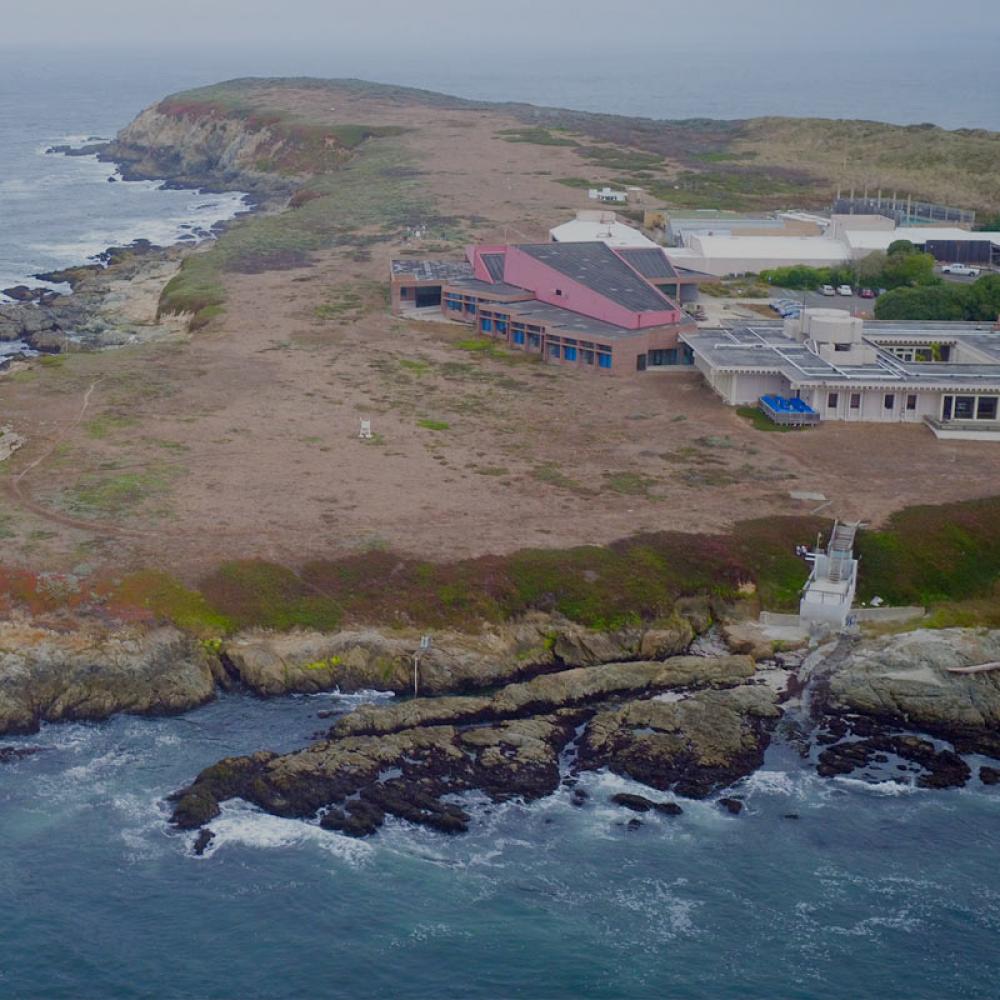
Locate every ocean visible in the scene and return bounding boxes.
[3,692,1000,999]
[2,44,1000,1000]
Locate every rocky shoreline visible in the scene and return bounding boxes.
[0,116,268,358]
[3,605,998,843]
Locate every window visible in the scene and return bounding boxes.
[445,295,462,312]
[884,394,895,411]
[555,288,563,297]
[563,346,577,362]
[955,395,975,419]
[834,344,850,352]
[480,318,493,333]
[549,344,560,359]
[582,350,594,365]
[400,287,410,298]
[943,396,953,420]
[850,393,861,410]
[598,353,612,370]
[512,330,525,346]
[465,302,476,314]
[528,333,541,349]
[636,354,647,372]
[977,396,998,421]
[496,320,508,334]
[827,392,839,409]
[906,394,918,411]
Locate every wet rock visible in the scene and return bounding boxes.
[1,286,43,302]
[626,818,642,831]
[611,792,656,813]
[656,801,684,816]
[333,654,755,738]
[320,800,385,837]
[783,813,800,820]
[0,745,44,763]
[570,788,589,807]
[192,829,215,856]
[578,684,780,799]
[980,766,1000,786]
[719,797,743,815]
[169,712,583,836]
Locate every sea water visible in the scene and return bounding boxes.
[2,46,1000,999]
[2,693,999,999]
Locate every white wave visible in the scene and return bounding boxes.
[833,776,921,796]
[302,687,396,705]
[192,800,375,866]
[741,769,798,796]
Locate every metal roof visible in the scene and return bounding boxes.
[481,252,506,283]
[616,247,677,280]
[517,242,674,315]
[391,259,473,281]
[447,277,533,299]
[499,300,650,341]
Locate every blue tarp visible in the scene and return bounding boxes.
[761,395,815,415]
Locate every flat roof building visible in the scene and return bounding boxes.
[671,214,1000,276]
[682,309,1000,440]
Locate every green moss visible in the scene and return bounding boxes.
[735,406,808,433]
[497,127,578,147]
[417,418,450,431]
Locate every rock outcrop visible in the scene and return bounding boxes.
[0,621,221,735]
[105,105,296,204]
[809,628,1000,756]
[578,684,781,798]
[220,614,693,698]
[168,653,770,836]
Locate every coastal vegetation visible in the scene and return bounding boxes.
[3,497,1000,635]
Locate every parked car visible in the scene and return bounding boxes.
[820,284,835,296]
[837,284,853,296]
[859,287,875,299]
[941,263,981,277]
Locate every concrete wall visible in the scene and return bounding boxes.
[805,386,939,423]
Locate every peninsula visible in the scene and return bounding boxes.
[2,78,1000,836]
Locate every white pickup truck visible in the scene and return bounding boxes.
[941,263,981,277]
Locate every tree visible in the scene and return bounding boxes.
[966,274,1000,322]
[855,251,887,284]
[880,250,938,289]
[974,213,1000,232]
[874,284,969,320]
[887,239,919,257]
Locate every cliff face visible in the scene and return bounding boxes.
[105,105,295,203]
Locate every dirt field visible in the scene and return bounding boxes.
[3,93,1000,582]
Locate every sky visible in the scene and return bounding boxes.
[2,0,997,52]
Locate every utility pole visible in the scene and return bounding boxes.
[412,634,431,697]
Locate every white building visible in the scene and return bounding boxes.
[588,186,627,204]
[670,213,1000,277]
[549,211,659,249]
[682,309,1000,440]
[800,522,859,628]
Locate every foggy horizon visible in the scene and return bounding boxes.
[1,0,997,52]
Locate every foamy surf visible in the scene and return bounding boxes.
[191,800,375,866]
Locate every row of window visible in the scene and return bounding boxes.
[942,394,999,421]
[826,391,918,412]
[548,342,613,368]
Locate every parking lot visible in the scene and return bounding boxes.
[771,287,875,315]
